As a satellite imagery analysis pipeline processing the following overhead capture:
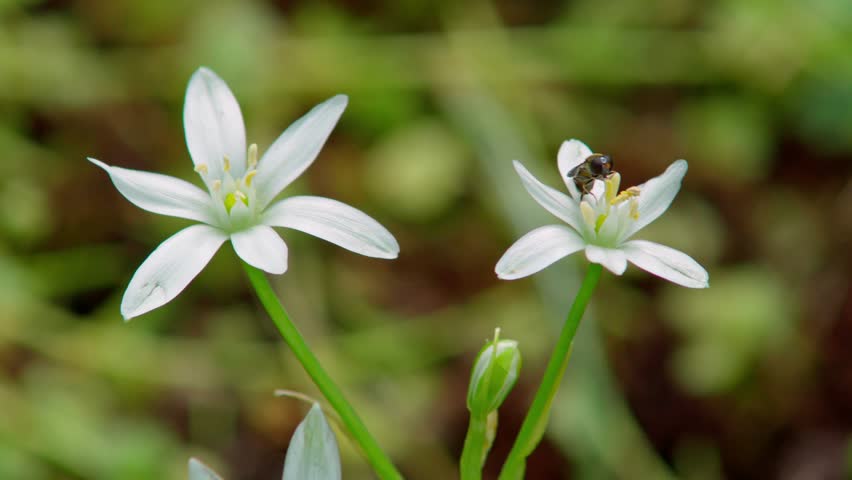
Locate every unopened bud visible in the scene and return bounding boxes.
[467,328,521,416]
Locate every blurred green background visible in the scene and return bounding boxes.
[1,0,851,478]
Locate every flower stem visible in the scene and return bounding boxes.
[241,262,403,480]
[460,412,493,480]
[498,263,603,480]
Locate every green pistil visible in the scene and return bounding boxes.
[223,190,249,213]
[594,214,607,233]
[224,192,237,213]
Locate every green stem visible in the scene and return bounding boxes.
[460,413,489,480]
[460,415,487,480]
[241,262,403,480]
[498,263,603,480]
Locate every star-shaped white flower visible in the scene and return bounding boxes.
[91,67,399,320]
[495,139,709,288]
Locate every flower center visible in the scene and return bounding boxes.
[579,173,640,239]
[194,144,260,229]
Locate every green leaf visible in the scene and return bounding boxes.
[282,403,342,480]
[188,458,223,480]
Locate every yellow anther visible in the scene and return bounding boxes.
[629,198,640,220]
[613,186,641,205]
[605,173,621,205]
[194,163,209,175]
[580,201,596,227]
[248,143,258,168]
[244,170,257,187]
[211,179,222,191]
[223,155,231,172]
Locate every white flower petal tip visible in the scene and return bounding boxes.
[231,225,289,274]
[327,93,349,109]
[263,196,400,259]
[655,159,689,191]
[557,139,593,180]
[121,225,227,320]
[254,95,350,208]
[367,237,400,260]
[88,157,215,224]
[188,458,223,480]
[495,225,585,280]
[667,159,688,175]
[184,66,247,178]
[88,157,107,170]
[282,403,342,480]
[194,66,216,77]
[623,240,709,289]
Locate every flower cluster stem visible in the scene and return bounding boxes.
[498,263,603,480]
[242,262,403,480]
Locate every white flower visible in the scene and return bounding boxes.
[91,67,399,320]
[495,139,709,288]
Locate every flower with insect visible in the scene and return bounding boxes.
[495,139,709,288]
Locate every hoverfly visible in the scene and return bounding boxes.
[567,153,614,196]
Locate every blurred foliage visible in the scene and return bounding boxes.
[664,267,797,395]
[1,0,851,479]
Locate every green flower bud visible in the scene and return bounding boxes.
[467,328,522,416]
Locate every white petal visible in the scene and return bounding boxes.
[89,158,216,225]
[597,201,634,245]
[495,225,585,280]
[622,240,709,288]
[121,225,227,320]
[585,245,627,275]
[263,196,399,259]
[254,95,348,208]
[183,67,247,180]
[557,139,593,191]
[512,161,584,233]
[188,458,223,480]
[595,203,627,245]
[231,225,289,274]
[282,404,342,480]
[620,160,688,240]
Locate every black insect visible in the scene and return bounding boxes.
[567,154,614,196]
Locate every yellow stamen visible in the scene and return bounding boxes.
[605,173,621,205]
[629,198,640,220]
[211,179,222,191]
[248,143,258,168]
[234,190,248,206]
[613,186,641,205]
[244,170,257,187]
[223,155,231,172]
[194,163,208,175]
[580,201,596,227]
